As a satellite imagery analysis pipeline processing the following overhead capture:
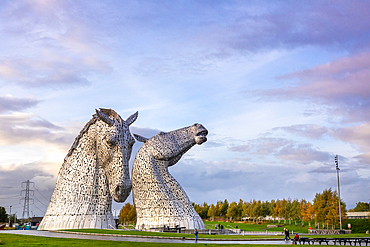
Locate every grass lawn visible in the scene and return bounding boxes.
[0,233,289,246]
[203,220,355,235]
[62,228,281,239]
[62,228,370,240]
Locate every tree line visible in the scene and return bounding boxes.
[193,188,346,228]
[117,188,351,227]
[192,188,347,227]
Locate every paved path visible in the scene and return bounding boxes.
[0,230,290,245]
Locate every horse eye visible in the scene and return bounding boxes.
[107,138,116,146]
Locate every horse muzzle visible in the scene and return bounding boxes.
[195,126,208,145]
[112,183,132,202]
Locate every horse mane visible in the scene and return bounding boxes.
[63,108,120,162]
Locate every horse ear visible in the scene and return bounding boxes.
[126,111,138,126]
[134,134,148,143]
[95,109,114,126]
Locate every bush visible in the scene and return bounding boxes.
[343,219,370,233]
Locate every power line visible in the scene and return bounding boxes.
[31,203,45,215]
[33,195,48,209]
[0,195,20,199]
[3,205,23,209]
[34,187,50,202]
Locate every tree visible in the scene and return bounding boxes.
[291,199,301,223]
[119,203,136,225]
[269,199,278,221]
[284,199,292,224]
[193,202,209,219]
[274,199,287,222]
[300,199,314,222]
[242,201,250,219]
[0,206,8,222]
[313,188,346,226]
[215,201,222,217]
[236,199,244,220]
[248,200,264,222]
[349,202,370,212]
[226,202,238,220]
[207,204,217,220]
[220,199,229,218]
[127,206,136,222]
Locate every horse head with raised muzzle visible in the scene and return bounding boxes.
[132,123,208,230]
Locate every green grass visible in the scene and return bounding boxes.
[63,228,370,240]
[204,220,349,234]
[0,233,289,246]
[62,229,281,239]
[204,220,312,234]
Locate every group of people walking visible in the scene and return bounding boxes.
[285,228,300,244]
[216,223,225,232]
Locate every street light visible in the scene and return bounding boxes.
[335,155,342,230]
[9,205,12,229]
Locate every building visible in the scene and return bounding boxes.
[346,212,370,219]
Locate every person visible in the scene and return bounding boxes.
[292,233,299,245]
[221,224,224,233]
[194,228,198,242]
[215,224,217,229]
[286,228,291,240]
[284,228,288,241]
[236,224,238,229]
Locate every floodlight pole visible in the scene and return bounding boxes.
[335,155,342,230]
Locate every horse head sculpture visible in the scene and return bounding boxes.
[95,108,137,202]
[132,123,208,230]
[39,108,137,230]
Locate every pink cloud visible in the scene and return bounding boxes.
[333,123,370,150]
[273,124,328,139]
[260,51,370,122]
[278,51,370,99]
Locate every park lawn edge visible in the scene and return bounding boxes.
[60,229,370,239]
[60,229,282,240]
[0,233,288,247]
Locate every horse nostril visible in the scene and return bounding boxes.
[115,185,121,196]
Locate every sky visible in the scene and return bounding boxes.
[0,0,369,218]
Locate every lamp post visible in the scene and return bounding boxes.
[9,205,12,229]
[335,155,342,230]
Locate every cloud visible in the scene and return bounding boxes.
[251,51,370,122]
[229,137,291,155]
[0,112,73,147]
[330,123,370,165]
[130,125,162,139]
[273,124,328,139]
[332,123,370,150]
[219,0,370,53]
[0,1,112,89]
[0,162,57,216]
[0,57,111,89]
[230,137,331,164]
[354,153,370,165]
[276,143,331,164]
[0,95,40,114]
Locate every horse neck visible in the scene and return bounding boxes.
[53,123,111,211]
[171,130,196,156]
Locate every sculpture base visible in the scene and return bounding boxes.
[38,214,115,230]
